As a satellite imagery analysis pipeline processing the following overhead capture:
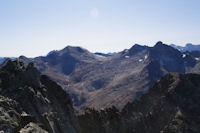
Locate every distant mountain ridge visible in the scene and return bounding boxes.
[170,43,200,52]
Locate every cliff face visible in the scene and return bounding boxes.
[78,73,200,133]
[0,59,80,133]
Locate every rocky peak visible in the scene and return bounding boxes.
[126,44,148,56]
[2,59,25,72]
[60,46,88,56]
[0,59,40,90]
[154,41,164,46]
[154,41,175,50]
[186,43,193,47]
[148,41,185,74]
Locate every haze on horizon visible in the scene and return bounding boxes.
[0,0,200,57]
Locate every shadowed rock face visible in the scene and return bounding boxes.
[44,51,80,75]
[0,59,80,133]
[150,42,185,73]
[78,73,200,133]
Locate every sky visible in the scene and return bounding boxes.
[0,0,200,57]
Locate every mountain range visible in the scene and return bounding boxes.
[10,41,200,113]
[170,43,200,52]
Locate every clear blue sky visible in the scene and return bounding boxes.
[0,0,200,57]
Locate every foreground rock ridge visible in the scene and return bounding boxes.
[1,59,200,133]
[78,72,200,133]
[0,59,80,133]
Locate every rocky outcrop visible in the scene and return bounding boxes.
[19,122,48,133]
[78,106,121,133]
[0,59,80,133]
[0,95,22,132]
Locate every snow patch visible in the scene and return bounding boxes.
[182,54,186,58]
[139,59,143,62]
[21,112,28,117]
[124,49,129,53]
[144,55,148,60]
[125,56,130,59]
[95,54,106,58]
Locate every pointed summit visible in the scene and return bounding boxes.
[154,41,176,50]
[155,41,163,45]
[154,41,164,47]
